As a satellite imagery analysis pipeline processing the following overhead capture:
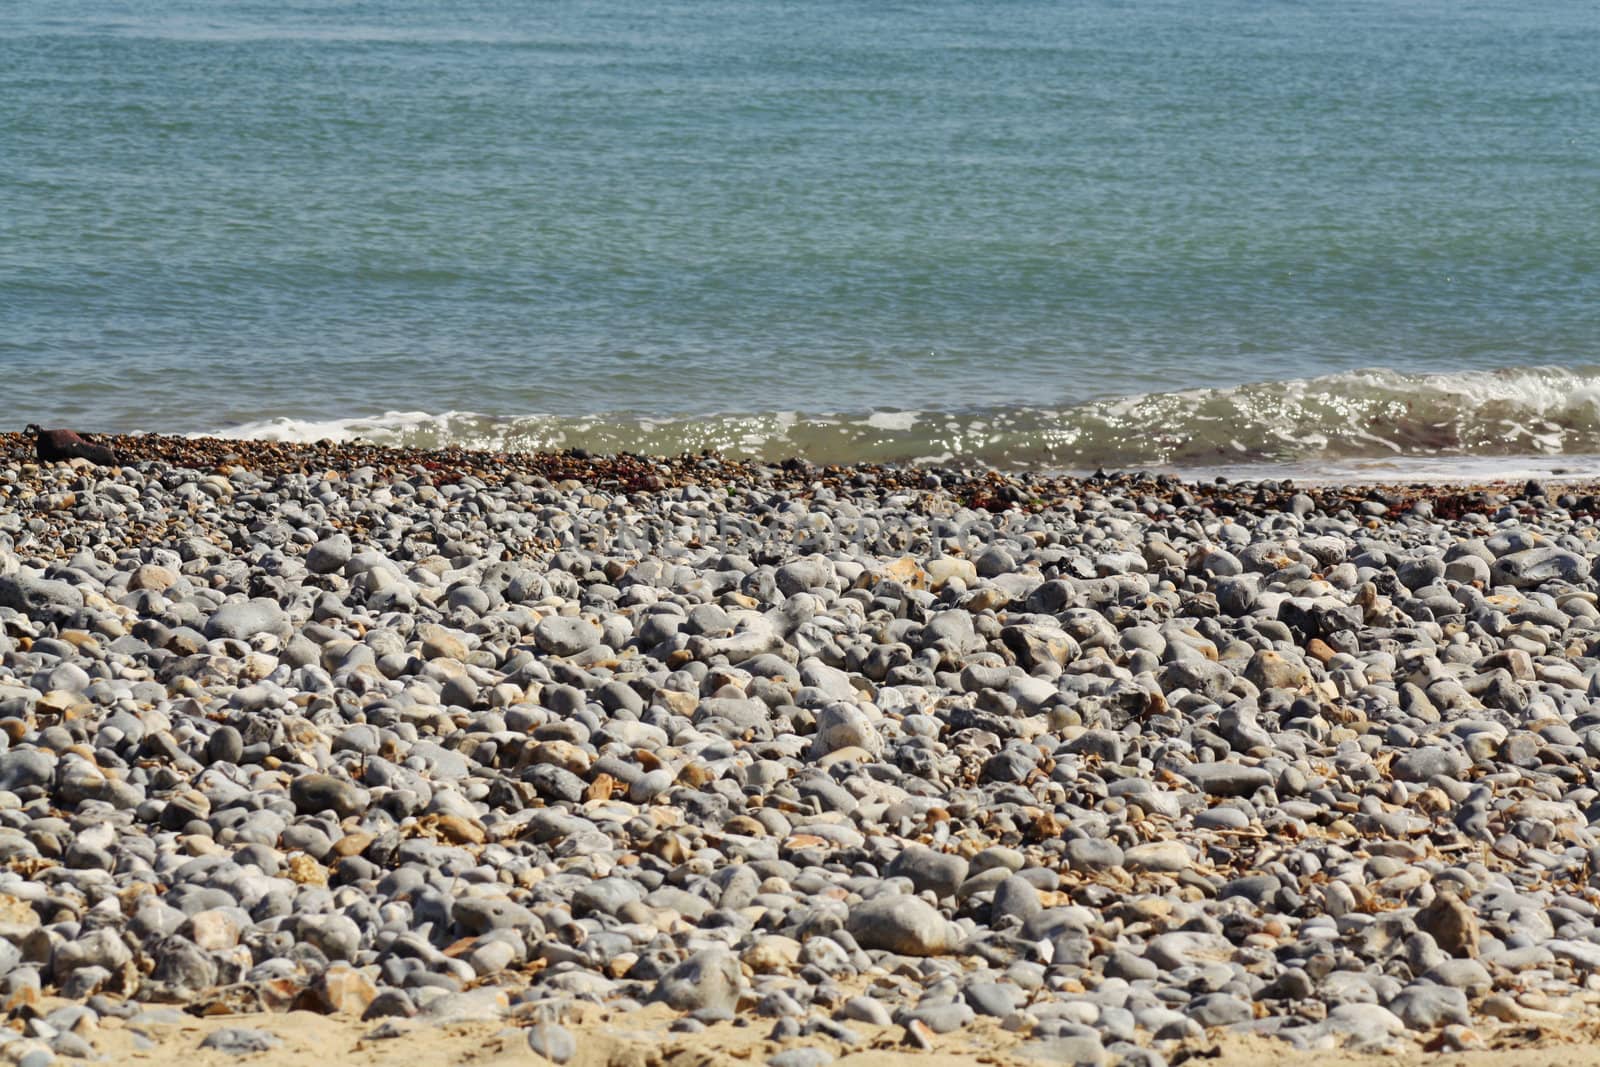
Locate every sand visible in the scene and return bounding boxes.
[63,996,1600,1067]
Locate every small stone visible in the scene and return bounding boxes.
[312,963,378,1014]
[1181,762,1272,798]
[306,534,353,575]
[846,896,954,956]
[11,1044,54,1067]
[810,703,882,759]
[129,564,178,592]
[200,1028,281,1054]
[741,936,802,973]
[1018,1034,1109,1065]
[904,1000,974,1034]
[1491,547,1587,589]
[1065,838,1123,873]
[1122,841,1191,873]
[205,726,244,764]
[886,847,969,899]
[1423,1025,1486,1053]
[361,989,417,1021]
[285,853,328,886]
[839,996,893,1027]
[204,598,290,641]
[418,624,469,661]
[965,982,1022,1017]
[1416,889,1479,958]
[1244,650,1312,691]
[1423,958,1492,996]
[901,1020,934,1051]
[991,876,1042,924]
[527,1022,577,1063]
[1186,992,1251,1028]
[363,1019,419,1040]
[0,751,55,793]
[651,950,742,1015]
[534,616,601,657]
[290,774,368,818]
[187,909,240,951]
[1392,746,1468,783]
[1388,985,1470,1030]
[767,1051,833,1067]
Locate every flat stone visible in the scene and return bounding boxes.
[1387,985,1470,1030]
[965,982,1022,1017]
[1548,939,1600,969]
[200,1029,281,1054]
[0,574,83,615]
[904,1000,974,1033]
[204,598,290,641]
[767,1051,833,1067]
[1181,762,1272,797]
[1122,841,1192,873]
[1018,1035,1109,1065]
[1065,838,1123,873]
[1392,745,1469,782]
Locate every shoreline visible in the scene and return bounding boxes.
[10,427,1598,491]
[28,361,1600,477]
[6,428,1598,495]
[5,432,1600,1065]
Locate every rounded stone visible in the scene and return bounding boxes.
[845,896,954,956]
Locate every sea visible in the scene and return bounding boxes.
[4,0,1599,480]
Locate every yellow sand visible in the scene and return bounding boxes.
[70,999,1600,1067]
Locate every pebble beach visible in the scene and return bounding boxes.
[6,432,1600,1066]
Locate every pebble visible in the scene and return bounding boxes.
[1019,1035,1109,1065]
[1389,985,1471,1030]
[845,896,954,956]
[767,1051,833,1067]
[199,1029,281,1054]
[526,1022,577,1063]
[650,951,742,1016]
[886,846,969,899]
[904,1000,975,1033]
[0,440,1598,1059]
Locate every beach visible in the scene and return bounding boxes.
[4,432,1600,1065]
[8,0,1600,1061]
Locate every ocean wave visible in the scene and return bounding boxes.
[211,364,1600,475]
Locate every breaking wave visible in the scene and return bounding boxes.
[212,365,1600,476]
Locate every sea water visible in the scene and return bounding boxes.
[4,0,1599,475]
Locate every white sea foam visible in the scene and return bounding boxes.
[212,410,450,444]
[864,411,920,432]
[200,365,1600,477]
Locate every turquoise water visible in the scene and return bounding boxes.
[4,0,1600,470]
